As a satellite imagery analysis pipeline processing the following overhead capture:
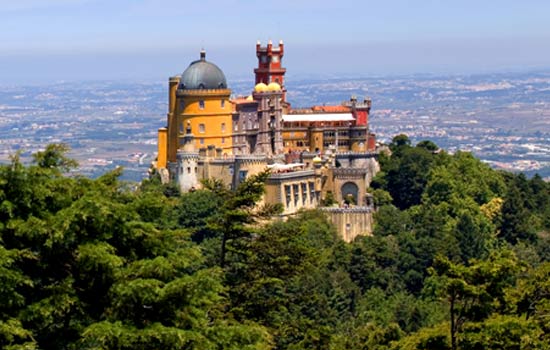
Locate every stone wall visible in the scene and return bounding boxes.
[321,207,373,243]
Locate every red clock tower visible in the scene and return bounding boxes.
[254,40,287,100]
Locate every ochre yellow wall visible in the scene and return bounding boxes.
[282,129,310,153]
[157,127,168,169]
[310,129,324,152]
[351,140,364,152]
[178,89,233,154]
[264,177,319,215]
[167,77,180,164]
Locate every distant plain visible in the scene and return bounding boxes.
[0,70,548,181]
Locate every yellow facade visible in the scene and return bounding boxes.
[265,173,320,215]
[178,89,233,155]
[166,76,180,164]
[157,127,167,168]
[280,125,369,154]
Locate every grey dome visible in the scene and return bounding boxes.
[179,51,227,90]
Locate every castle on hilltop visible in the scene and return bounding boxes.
[154,40,379,241]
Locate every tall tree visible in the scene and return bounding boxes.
[209,170,274,269]
[500,185,537,244]
[428,250,520,350]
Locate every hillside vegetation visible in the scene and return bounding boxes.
[1,140,550,350]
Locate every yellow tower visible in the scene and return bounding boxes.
[173,50,232,160]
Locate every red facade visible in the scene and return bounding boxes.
[354,110,368,126]
[255,40,287,100]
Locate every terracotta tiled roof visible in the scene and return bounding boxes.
[231,98,256,105]
[290,105,352,114]
[311,105,351,113]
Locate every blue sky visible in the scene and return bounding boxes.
[1,0,549,82]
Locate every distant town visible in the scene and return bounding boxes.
[1,70,549,181]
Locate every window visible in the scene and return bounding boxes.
[199,124,205,133]
[301,183,308,205]
[200,138,204,145]
[221,123,226,133]
[285,185,291,207]
[239,170,248,183]
[338,140,350,146]
[199,100,205,109]
[221,137,225,144]
[293,184,300,206]
[309,182,316,202]
[187,167,191,174]
[221,100,225,108]
[234,122,238,131]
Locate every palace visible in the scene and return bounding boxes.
[154,41,379,241]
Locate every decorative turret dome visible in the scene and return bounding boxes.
[254,82,268,92]
[267,82,281,91]
[179,50,227,90]
[312,156,322,163]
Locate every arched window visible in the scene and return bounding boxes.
[342,182,359,205]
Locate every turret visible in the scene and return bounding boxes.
[254,39,287,101]
[176,121,200,192]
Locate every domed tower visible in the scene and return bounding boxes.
[165,50,233,165]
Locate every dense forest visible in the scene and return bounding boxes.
[1,139,550,350]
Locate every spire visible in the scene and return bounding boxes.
[200,49,206,61]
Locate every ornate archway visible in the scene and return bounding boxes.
[341,182,359,205]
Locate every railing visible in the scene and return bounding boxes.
[268,170,315,180]
[176,88,231,96]
[321,206,373,213]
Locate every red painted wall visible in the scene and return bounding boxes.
[354,110,368,126]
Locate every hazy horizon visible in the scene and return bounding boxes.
[1,0,550,83]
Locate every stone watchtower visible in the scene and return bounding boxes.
[176,122,200,192]
[252,82,284,156]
